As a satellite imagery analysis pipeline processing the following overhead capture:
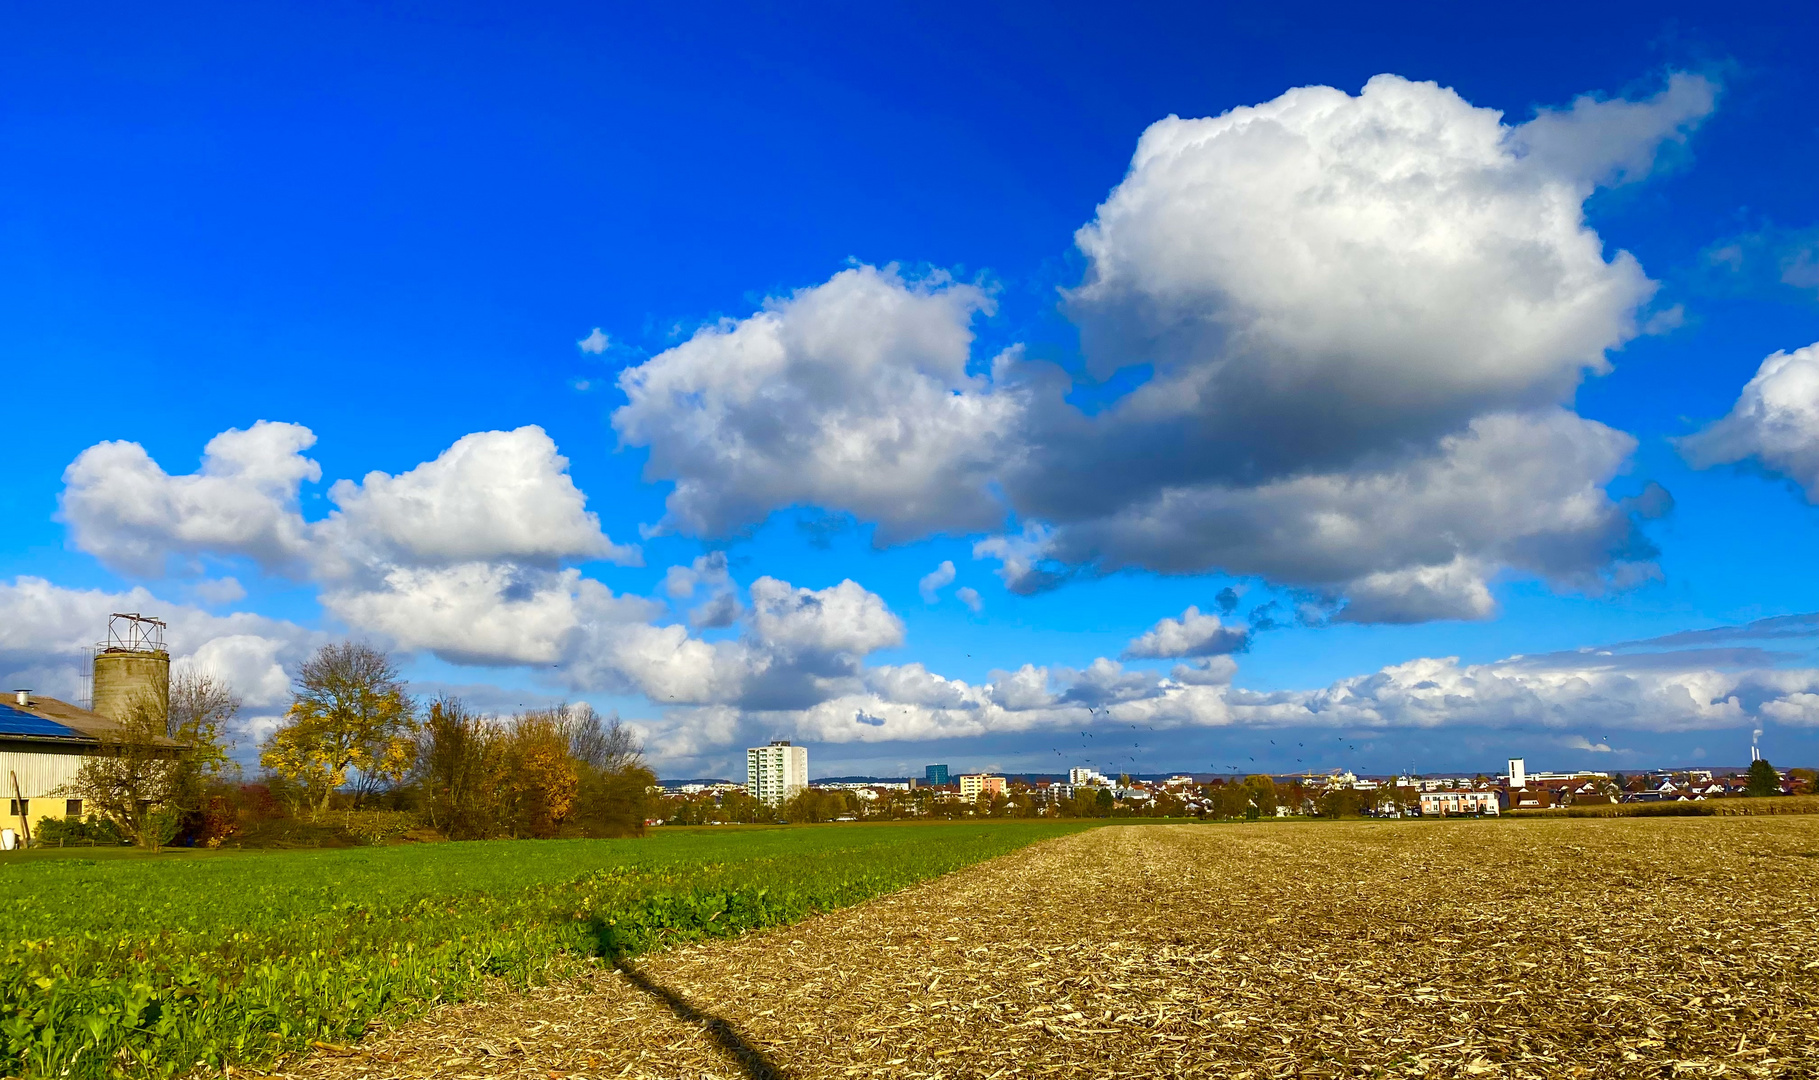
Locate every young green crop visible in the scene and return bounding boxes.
[0,822,1089,1079]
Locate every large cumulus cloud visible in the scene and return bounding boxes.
[612,73,1714,622]
[1065,75,1665,468]
[60,421,322,576]
[60,423,635,582]
[312,426,639,574]
[58,423,652,670]
[612,264,1020,542]
[1008,409,1657,621]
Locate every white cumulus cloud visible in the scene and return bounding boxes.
[318,564,659,668]
[606,73,1708,623]
[314,425,637,575]
[1677,341,1819,500]
[612,264,1020,542]
[1122,606,1250,658]
[60,421,320,576]
[748,576,905,660]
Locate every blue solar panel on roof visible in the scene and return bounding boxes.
[0,702,83,739]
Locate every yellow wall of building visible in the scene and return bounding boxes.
[2,747,91,837]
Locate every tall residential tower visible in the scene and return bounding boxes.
[747,740,808,805]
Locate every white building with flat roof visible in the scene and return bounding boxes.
[747,741,808,805]
[1419,790,1500,816]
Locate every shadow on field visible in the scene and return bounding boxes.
[590,920,792,1080]
[609,961,793,1080]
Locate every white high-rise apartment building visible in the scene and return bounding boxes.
[747,740,808,805]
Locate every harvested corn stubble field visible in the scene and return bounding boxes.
[270,817,1819,1080]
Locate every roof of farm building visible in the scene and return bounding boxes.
[0,695,134,745]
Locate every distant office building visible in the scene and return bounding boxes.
[747,741,808,805]
[1069,767,1109,787]
[959,775,1005,801]
[1507,758,1527,789]
[925,764,950,787]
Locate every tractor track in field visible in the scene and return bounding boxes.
[264,819,1819,1079]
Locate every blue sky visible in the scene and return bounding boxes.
[4,1,1818,780]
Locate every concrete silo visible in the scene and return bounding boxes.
[91,613,170,728]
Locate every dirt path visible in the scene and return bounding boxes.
[269,819,1819,1079]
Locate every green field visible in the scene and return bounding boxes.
[0,821,1091,1079]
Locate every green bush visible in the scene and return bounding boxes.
[32,816,128,847]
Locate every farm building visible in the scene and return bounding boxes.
[1,691,132,838]
[2,613,178,843]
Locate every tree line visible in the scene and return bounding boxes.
[58,641,653,848]
[657,773,1331,824]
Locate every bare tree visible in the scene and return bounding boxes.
[167,668,241,779]
[559,705,654,837]
[564,704,642,771]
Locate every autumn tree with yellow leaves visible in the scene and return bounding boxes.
[262,642,416,817]
[502,711,578,838]
[412,699,651,839]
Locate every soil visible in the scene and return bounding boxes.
[261,818,1819,1079]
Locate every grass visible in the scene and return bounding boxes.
[0,820,1092,1079]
